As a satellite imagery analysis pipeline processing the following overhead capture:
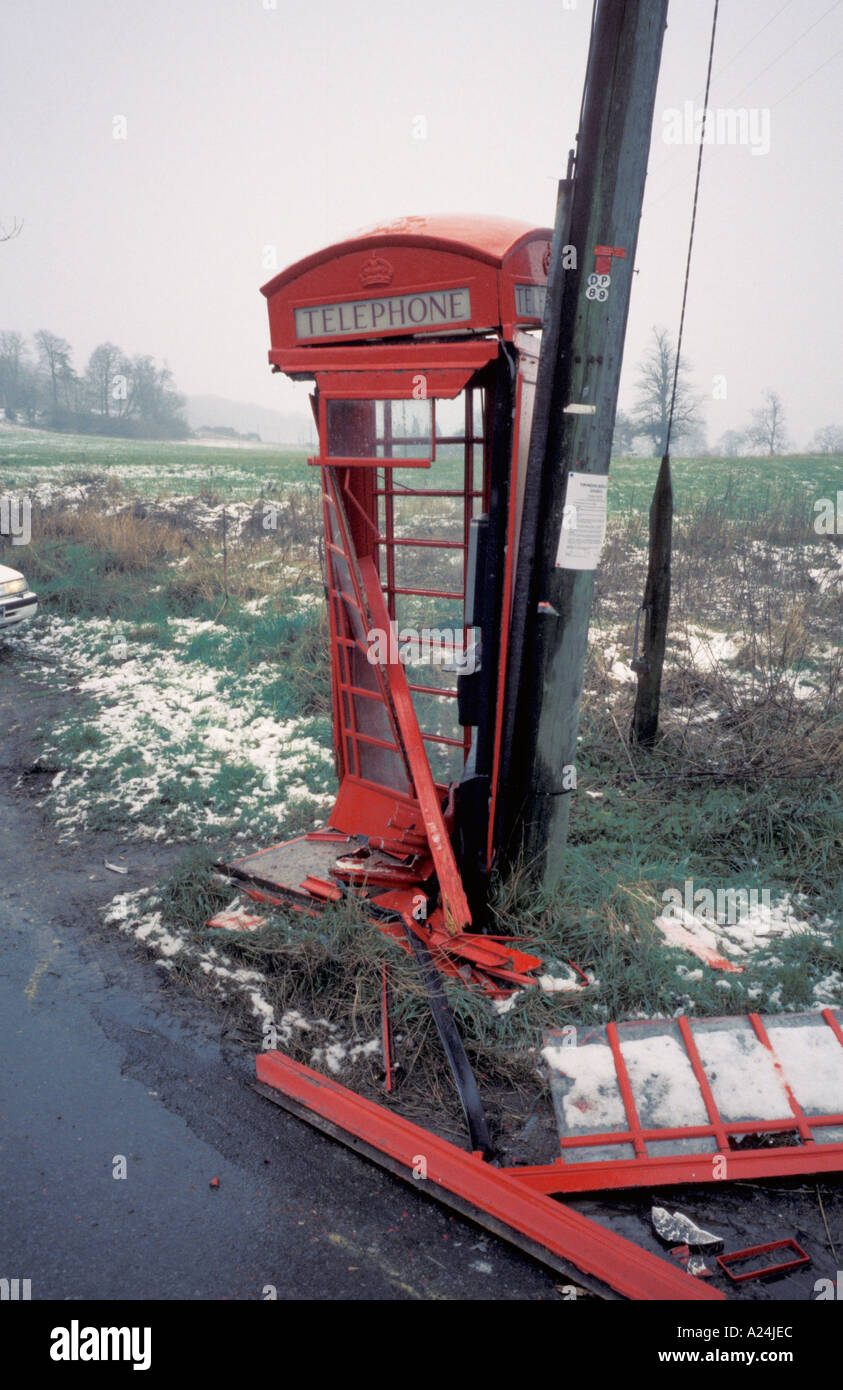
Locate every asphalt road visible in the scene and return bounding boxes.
[0,659,557,1301]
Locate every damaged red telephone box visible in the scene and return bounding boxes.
[216,214,843,1302]
[225,215,554,958]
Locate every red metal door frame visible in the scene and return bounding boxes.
[360,556,471,933]
[510,1008,843,1195]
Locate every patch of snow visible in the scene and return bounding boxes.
[693,1026,790,1121]
[765,1021,843,1113]
[101,888,380,1078]
[492,991,522,1016]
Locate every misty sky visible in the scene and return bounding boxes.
[2,0,841,446]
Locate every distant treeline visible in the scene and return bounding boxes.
[0,329,189,439]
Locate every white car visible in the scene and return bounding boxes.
[0,562,38,629]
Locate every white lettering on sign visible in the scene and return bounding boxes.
[586,273,611,302]
[294,289,472,339]
[514,283,547,318]
[555,473,608,571]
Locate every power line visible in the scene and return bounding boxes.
[769,43,843,107]
[723,0,842,105]
[648,0,799,181]
[649,0,839,184]
[646,25,842,215]
[710,0,799,83]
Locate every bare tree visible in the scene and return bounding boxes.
[85,342,123,418]
[810,423,843,455]
[746,389,788,455]
[717,428,746,457]
[0,217,23,243]
[2,324,188,436]
[612,408,637,455]
[633,326,703,455]
[34,329,73,411]
[0,331,27,413]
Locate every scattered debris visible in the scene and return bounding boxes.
[653,906,742,972]
[816,1185,839,1261]
[669,1245,714,1278]
[652,1207,721,1249]
[716,1239,810,1283]
[206,903,267,932]
[380,964,398,1094]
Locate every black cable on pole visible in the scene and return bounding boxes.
[573,0,599,171]
[665,0,720,455]
[632,0,719,748]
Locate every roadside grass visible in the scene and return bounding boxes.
[3,438,841,1132]
[117,785,842,1141]
[135,690,842,1125]
[25,616,336,843]
[5,493,335,845]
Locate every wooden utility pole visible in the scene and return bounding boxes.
[500,0,668,893]
[630,451,673,745]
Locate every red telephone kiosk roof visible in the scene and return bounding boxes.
[261,214,552,376]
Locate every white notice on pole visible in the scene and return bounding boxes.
[554,472,608,570]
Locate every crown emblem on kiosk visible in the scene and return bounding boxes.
[359,255,394,288]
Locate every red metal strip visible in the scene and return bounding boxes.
[822,1007,843,1048]
[269,342,498,372]
[255,1050,723,1301]
[383,538,467,550]
[322,490,348,777]
[323,487,362,780]
[380,449,397,620]
[463,390,475,762]
[677,1015,730,1153]
[507,1141,843,1195]
[748,1013,814,1144]
[374,488,484,499]
[368,892,539,997]
[553,1113,843,1150]
[311,456,432,469]
[486,370,524,866]
[299,876,343,902]
[381,964,395,1095]
[346,730,409,754]
[406,683,459,699]
[605,1022,647,1158]
[325,468,415,792]
[391,585,465,601]
[338,479,382,542]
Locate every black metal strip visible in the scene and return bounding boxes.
[400,920,493,1158]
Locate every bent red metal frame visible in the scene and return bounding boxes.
[510,1009,843,1195]
[255,1049,723,1302]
